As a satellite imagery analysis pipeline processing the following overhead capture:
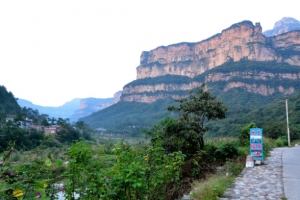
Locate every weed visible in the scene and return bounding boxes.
[191,175,234,200]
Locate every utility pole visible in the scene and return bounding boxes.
[285,95,291,146]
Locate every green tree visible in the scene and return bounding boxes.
[263,121,285,139]
[148,84,227,158]
[167,84,227,150]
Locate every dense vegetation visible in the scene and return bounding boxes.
[82,98,175,135]
[0,86,21,122]
[0,85,94,153]
[1,85,253,199]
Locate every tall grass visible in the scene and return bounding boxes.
[205,137,238,146]
[191,175,235,200]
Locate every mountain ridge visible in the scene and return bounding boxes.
[18,91,122,121]
[264,17,300,37]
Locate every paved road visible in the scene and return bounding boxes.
[282,146,300,200]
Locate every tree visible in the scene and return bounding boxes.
[168,84,227,150]
[147,84,227,158]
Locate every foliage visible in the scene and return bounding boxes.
[63,140,184,200]
[168,84,227,150]
[146,85,227,158]
[0,85,21,122]
[82,99,175,135]
[109,141,184,199]
[190,175,235,200]
[0,120,45,152]
[0,136,65,199]
[215,143,238,163]
[238,123,257,146]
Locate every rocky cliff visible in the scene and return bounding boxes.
[264,17,300,37]
[121,64,300,103]
[136,21,300,80]
[120,20,300,103]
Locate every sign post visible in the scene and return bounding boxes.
[250,128,264,161]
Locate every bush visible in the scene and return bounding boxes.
[238,123,257,146]
[276,136,288,147]
[275,138,284,147]
[203,144,217,162]
[237,146,249,156]
[215,143,238,163]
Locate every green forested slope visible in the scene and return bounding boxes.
[82,98,176,136]
[0,85,21,121]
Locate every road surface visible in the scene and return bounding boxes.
[282,145,300,200]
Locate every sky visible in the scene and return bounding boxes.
[0,0,299,107]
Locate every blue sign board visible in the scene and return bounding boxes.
[250,128,264,161]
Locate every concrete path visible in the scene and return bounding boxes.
[182,147,300,200]
[220,148,285,200]
[282,145,300,200]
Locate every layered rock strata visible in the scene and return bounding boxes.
[121,21,300,103]
[137,21,300,79]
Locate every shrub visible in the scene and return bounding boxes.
[203,144,217,163]
[275,138,284,147]
[237,146,249,156]
[215,143,238,163]
[238,123,257,146]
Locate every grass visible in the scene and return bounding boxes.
[190,175,235,200]
[189,153,245,200]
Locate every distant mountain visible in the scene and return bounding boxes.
[69,98,113,122]
[17,98,81,119]
[263,17,300,37]
[69,91,122,122]
[18,91,123,122]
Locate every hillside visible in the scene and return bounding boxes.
[0,85,21,121]
[82,60,300,135]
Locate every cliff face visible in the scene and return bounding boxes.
[136,21,300,79]
[121,70,300,103]
[121,20,300,103]
[264,17,300,37]
[113,91,122,104]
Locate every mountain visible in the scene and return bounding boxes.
[17,98,81,119]
[264,17,300,37]
[122,20,300,103]
[68,91,122,122]
[82,19,300,135]
[18,91,122,121]
[69,98,113,123]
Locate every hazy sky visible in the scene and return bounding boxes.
[0,0,299,107]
